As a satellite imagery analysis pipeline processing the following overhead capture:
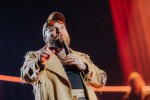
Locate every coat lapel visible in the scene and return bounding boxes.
[45,54,69,82]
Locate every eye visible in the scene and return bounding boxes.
[50,27,56,32]
[60,26,65,29]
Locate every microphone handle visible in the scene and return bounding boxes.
[62,42,70,55]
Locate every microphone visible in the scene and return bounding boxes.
[50,34,70,54]
[61,41,70,55]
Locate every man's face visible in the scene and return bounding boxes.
[44,22,70,47]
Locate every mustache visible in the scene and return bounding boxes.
[51,34,70,54]
[49,35,64,49]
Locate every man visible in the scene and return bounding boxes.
[122,72,150,100]
[20,12,107,100]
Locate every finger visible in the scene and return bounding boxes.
[66,54,75,60]
[57,53,66,58]
[41,54,49,58]
[58,56,66,60]
[43,44,48,49]
[57,52,66,56]
[44,45,52,53]
[42,44,52,55]
[65,58,74,63]
[40,56,49,64]
[51,50,56,54]
[67,61,76,66]
[43,50,50,54]
[45,44,51,51]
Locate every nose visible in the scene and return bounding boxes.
[56,27,60,34]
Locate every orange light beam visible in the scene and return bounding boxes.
[0,75,23,83]
[0,75,150,92]
[93,86,150,92]
[93,86,130,92]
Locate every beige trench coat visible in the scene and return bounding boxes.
[20,49,107,100]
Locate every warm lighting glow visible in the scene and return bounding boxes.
[110,0,150,84]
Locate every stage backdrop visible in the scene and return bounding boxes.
[110,0,150,84]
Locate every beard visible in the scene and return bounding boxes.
[50,38,64,49]
[48,34,67,49]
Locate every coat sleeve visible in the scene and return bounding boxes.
[79,53,107,88]
[20,51,45,83]
[85,63,107,88]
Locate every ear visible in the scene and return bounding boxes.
[43,36,46,43]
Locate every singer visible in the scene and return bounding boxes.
[20,12,107,100]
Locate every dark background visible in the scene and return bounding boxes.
[0,1,125,100]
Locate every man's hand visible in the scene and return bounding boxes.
[56,49,87,70]
[40,44,54,64]
[65,54,87,71]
